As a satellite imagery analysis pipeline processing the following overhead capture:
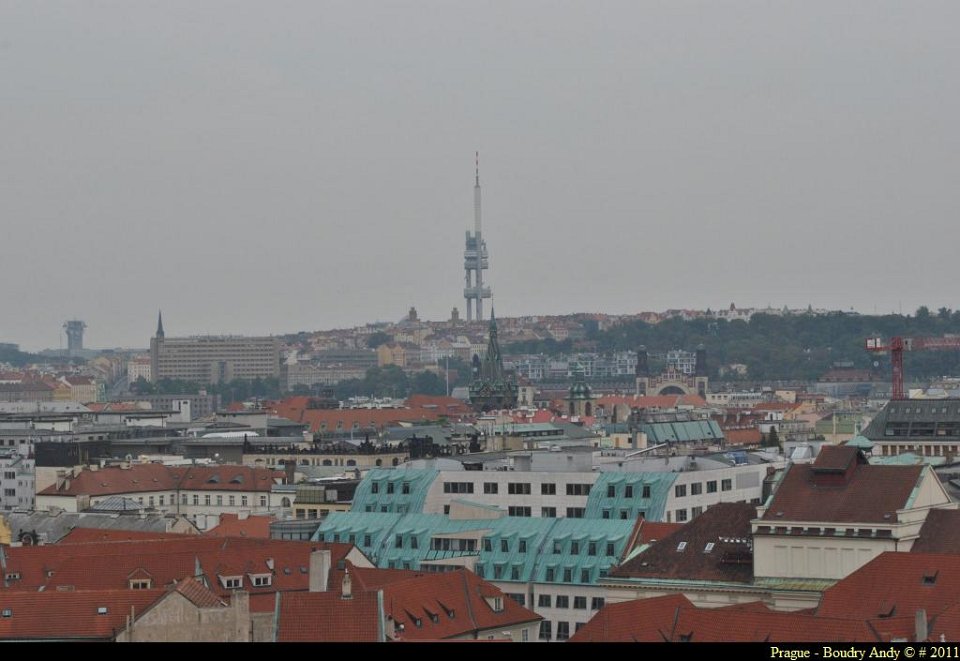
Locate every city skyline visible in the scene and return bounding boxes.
[4,3,959,350]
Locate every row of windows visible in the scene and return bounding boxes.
[674,480,732,498]
[442,482,474,494]
[372,481,412,495]
[605,484,652,499]
[542,567,605,583]
[539,621,584,641]
[537,594,604,610]
[127,494,266,508]
[552,540,617,557]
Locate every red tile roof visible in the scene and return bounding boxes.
[911,509,960,554]
[172,577,226,609]
[1,536,356,612]
[36,463,283,497]
[818,552,960,626]
[761,450,923,524]
[205,513,275,539]
[278,565,541,642]
[611,503,756,584]
[58,528,190,544]
[723,428,763,446]
[570,594,877,642]
[277,590,381,642]
[0,589,165,641]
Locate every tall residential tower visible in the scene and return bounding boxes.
[463,152,491,321]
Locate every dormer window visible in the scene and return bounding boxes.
[130,579,152,590]
[220,576,243,589]
[249,574,272,587]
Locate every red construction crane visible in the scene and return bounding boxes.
[865,335,960,400]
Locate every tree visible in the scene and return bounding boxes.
[366,332,393,349]
[916,306,931,320]
[763,426,780,449]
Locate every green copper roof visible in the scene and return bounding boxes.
[350,468,438,514]
[845,435,875,449]
[640,420,723,444]
[314,511,634,585]
[584,471,677,521]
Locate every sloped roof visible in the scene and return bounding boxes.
[911,509,960,554]
[761,449,923,524]
[36,464,283,497]
[204,513,274,539]
[611,502,756,584]
[0,589,165,641]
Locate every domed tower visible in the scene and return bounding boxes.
[566,362,596,418]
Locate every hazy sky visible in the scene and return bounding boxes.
[3,2,959,350]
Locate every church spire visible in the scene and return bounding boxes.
[156,310,165,339]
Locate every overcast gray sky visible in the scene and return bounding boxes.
[3,2,959,350]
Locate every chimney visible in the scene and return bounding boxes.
[55,470,67,491]
[309,549,331,592]
[341,568,353,600]
[916,609,929,642]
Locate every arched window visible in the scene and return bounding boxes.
[281,497,291,507]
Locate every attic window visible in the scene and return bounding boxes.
[97,607,108,615]
[207,475,221,483]
[283,568,292,575]
[923,571,939,585]
[1,609,11,618]
[703,543,715,554]
[230,475,244,484]
[676,542,687,552]
[5,572,20,581]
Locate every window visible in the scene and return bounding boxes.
[588,542,597,556]
[519,539,527,553]
[402,482,410,495]
[607,485,616,498]
[574,596,587,609]
[148,496,154,506]
[606,542,615,556]
[508,593,525,606]
[556,622,570,641]
[675,484,686,498]
[260,496,267,507]
[563,568,573,583]
[691,506,703,518]
[707,480,718,493]
[443,482,474,494]
[624,485,634,498]
[411,536,419,550]
[722,479,732,492]
[229,495,235,506]
[484,538,493,552]
[216,495,223,506]
[522,629,529,642]
[222,577,242,589]
[545,567,555,582]
[691,482,702,495]
[508,482,531,495]
[538,594,552,608]
[371,482,380,494]
[501,539,509,552]
[204,495,211,506]
[508,506,532,517]
[387,482,395,494]
[129,579,152,590]
[241,496,248,506]
[591,597,605,610]
[539,621,552,641]
[566,507,585,519]
[193,495,199,505]
[181,493,188,505]
[396,534,404,548]
[251,575,271,587]
[511,566,521,580]
[556,595,569,608]
[566,483,591,496]
[541,483,556,495]
[542,507,557,518]
[641,485,651,498]
[484,482,498,494]
[552,541,562,554]
[676,509,688,522]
